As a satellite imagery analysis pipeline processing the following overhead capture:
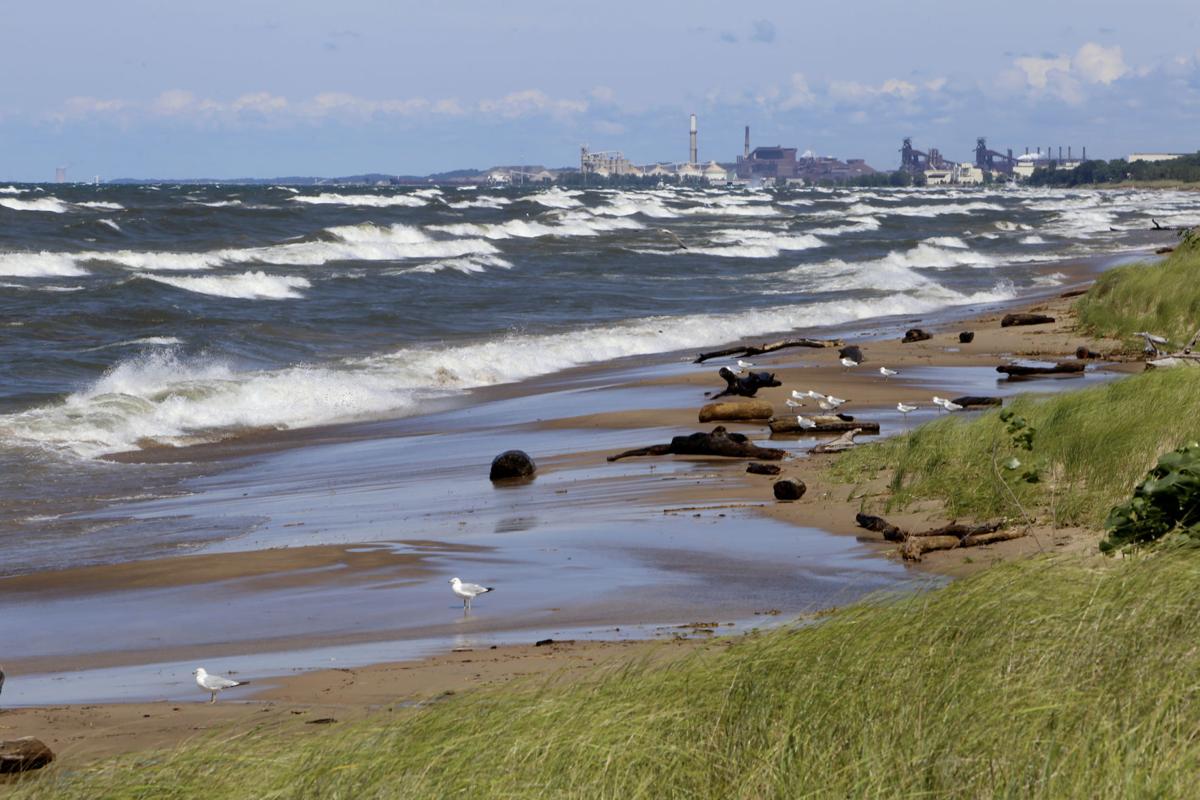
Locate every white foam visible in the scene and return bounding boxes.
[291,193,427,208]
[98,218,122,232]
[0,252,89,278]
[447,196,512,210]
[530,188,584,209]
[591,195,678,219]
[0,197,71,213]
[77,201,125,210]
[0,186,22,194]
[398,254,515,275]
[430,215,641,240]
[923,236,969,249]
[145,271,311,300]
[808,216,881,236]
[195,200,243,207]
[1032,272,1066,287]
[680,229,825,258]
[1020,234,1047,245]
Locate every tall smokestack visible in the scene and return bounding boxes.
[744,125,750,158]
[1083,146,1087,160]
[1068,146,1072,160]
[689,113,698,165]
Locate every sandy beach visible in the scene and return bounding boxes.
[0,247,1154,770]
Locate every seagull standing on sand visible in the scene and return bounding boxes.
[840,357,860,370]
[785,398,803,411]
[449,577,494,611]
[933,396,963,412]
[879,367,899,380]
[193,667,248,704]
[795,415,817,430]
[737,359,755,373]
[897,402,916,430]
[791,390,807,400]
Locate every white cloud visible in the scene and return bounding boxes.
[1014,55,1070,89]
[478,89,587,119]
[231,92,288,115]
[780,73,815,110]
[1073,43,1127,84]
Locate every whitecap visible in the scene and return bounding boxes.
[0,197,71,213]
[291,193,427,208]
[145,271,311,300]
[0,252,88,278]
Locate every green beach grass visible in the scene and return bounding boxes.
[13,549,1200,799]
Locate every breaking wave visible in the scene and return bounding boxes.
[0,197,71,213]
[291,193,427,208]
[0,252,89,278]
[145,271,311,300]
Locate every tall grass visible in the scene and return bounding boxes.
[1077,243,1200,348]
[14,550,1200,798]
[833,367,1200,527]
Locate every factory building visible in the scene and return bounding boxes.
[736,146,798,179]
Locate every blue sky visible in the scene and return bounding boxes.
[2,0,1198,180]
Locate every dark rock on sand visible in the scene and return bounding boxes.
[489,450,537,481]
[903,328,932,343]
[773,478,806,501]
[747,463,781,476]
[838,345,864,364]
[959,331,975,343]
[0,737,55,774]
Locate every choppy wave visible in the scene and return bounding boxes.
[447,196,511,210]
[530,188,584,209]
[0,280,1016,458]
[0,252,89,278]
[76,201,125,211]
[430,215,642,240]
[145,271,311,300]
[291,193,427,208]
[0,197,71,213]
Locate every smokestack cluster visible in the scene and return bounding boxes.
[689,113,698,165]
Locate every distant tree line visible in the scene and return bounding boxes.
[823,170,925,188]
[557,172,709,189]
[1027,153,1200,187]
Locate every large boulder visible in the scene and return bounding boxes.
[773,478,807,501]
[0,737,55,774]
[489,450,537,482]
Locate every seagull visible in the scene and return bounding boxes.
[657,228,688,250]
[449,576,494,610]
[942,399,963,411]
[818,399,837,412]
[805,390,825,400]
[879,367,899,379]
[897,402,917,430]
[825,394,846,406]
[193,667,248,704]
[791,390,807,400]
[795,415,817,429]
[840,357,860,370]
[737,359,755,372]
[785,398,803,410]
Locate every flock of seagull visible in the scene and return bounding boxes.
[735,353,964,431]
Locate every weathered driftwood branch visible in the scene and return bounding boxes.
[1059,288,1089,299]
[713,367,781,399]
[694,337,843,364]
[1001,313,1055,327]
[996,361,1085,378]
[1075,346,1102,359]
[952,396,1002,408]
[607,426,787,462]
[698,399,773,423]
[769,416,880,435]
[810,429,863,454]
[901,528,1024,560]
[854,514,1019,560]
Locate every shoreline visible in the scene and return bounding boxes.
[0,246,1156,768]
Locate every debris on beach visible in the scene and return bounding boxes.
[693,336,843,364]
[855,513,1023,561]
[0,737,55,774]
[699,399,773,423]
[902,328,933,343]
[772,478,806,501]
[607,426,786,462]
[1001,312,1056,327]
[712,367,781,398]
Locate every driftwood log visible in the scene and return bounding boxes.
[607,426,787,462]
[747,463,781,475]
[1059,288,1089,298]
[903,328,932,343]
[952,396,1002,408]
[698,399,773,423]
[997,361,1085,378]
[854,514,1020,561]
[1001,313,1055,327]
[769,416,880,435]
[694,337,842,364]
[1075,346,1101,359]
[809,429,863,454]
[713,367,781,398]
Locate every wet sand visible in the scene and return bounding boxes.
[0,252,1150,768]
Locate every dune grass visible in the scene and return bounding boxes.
[832,367,1200,527]
[1077,243,1200,349]
[13,549,1200,799]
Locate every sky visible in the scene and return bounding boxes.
[2,0,1199,180]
